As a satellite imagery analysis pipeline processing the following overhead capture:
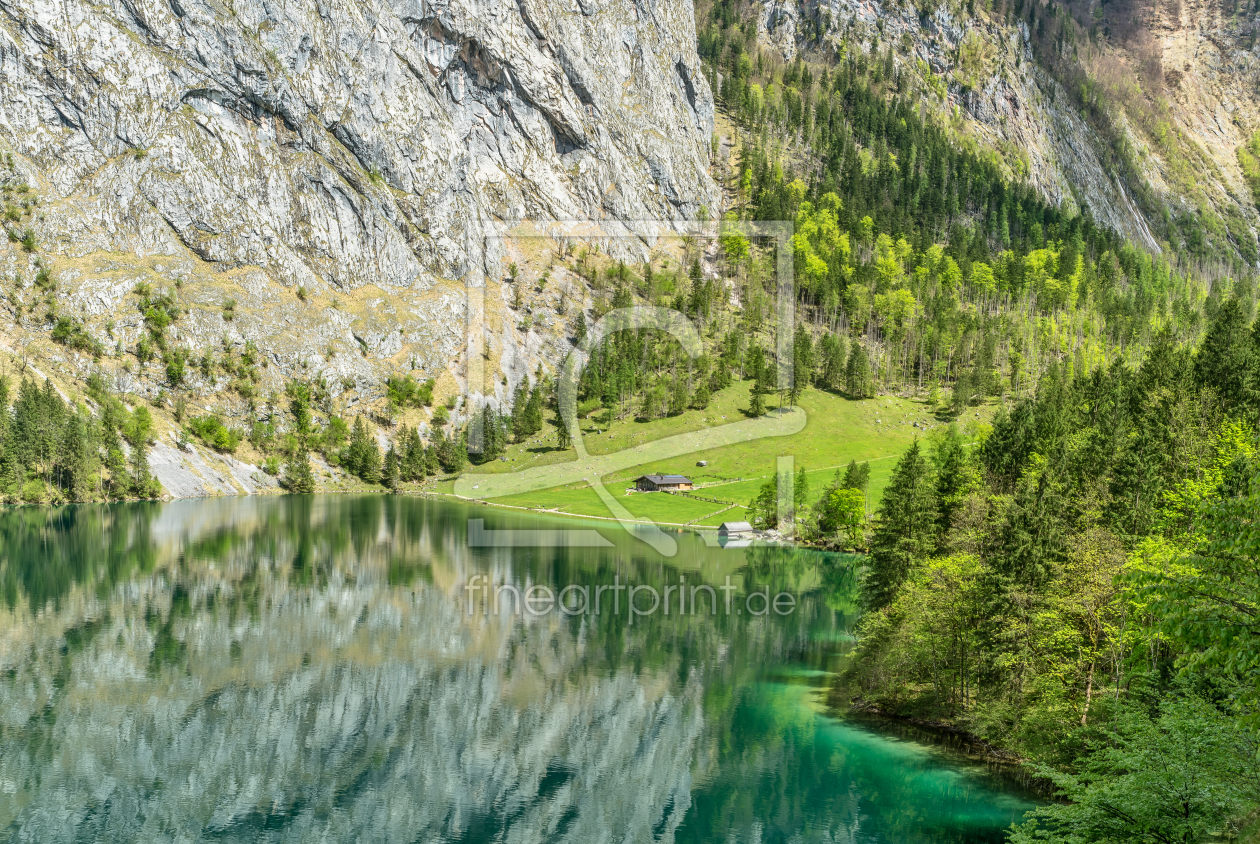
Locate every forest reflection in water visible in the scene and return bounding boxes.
[0,495,1037,843]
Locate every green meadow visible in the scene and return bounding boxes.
[457,382,993,525]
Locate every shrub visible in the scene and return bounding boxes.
[135,335,154,365]
[187,415,242,453]
[385,375,435,408]
[250,421,276,451]
[140,289,180,334]
[50,317,104,358]
[164,350,188,387]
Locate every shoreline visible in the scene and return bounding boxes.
[841,700,1057,799]
[2,485,867,554]
[846,699,1025,765]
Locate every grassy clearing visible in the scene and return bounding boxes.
[466,375,759,475]
[492,484,732,524]
[691,460,901,512]
[460,381,998,521]
[607,387,961,488]
[692,505,750,527]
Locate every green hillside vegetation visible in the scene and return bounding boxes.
[689,7,1260,840]
[447,18,1250,536]
[701,0,1259,265]
[480,386,976,523]
[707,35,1239,386]
[837,305,1260,841]
[0,372,161,504]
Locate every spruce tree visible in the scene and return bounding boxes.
[490,405,507,457]
[842,459,870,493]
[360,435,381,484]
[402,425,425,480]
[794,464,810,510]
[747,345,775,415]
[524,383,544,435]
[346,416,380,482]
[0,454,17,500]
[56,410,94,502]
[432,428,451,473]
[101,401,129,499]
[1140,325,1194,395]
[846,340,874,398]
[382,445,400,492]
[792,323,814,402]
[930,425,973,538]
[287,381,312,444]
[424,433,440,476]
[747,477,778,529]
[749,381,766,416]
[691,379,712,409]
[283,450,316,493]
[555,414,572,450]
[1193,297,1255,415]
[473,405,505,463]
[452,431,469,472]
[11,378,46,472]
[0,376,8,454]
[511,381,531,442]
[820,332,846,390]
[437,428,467,473]
[612,284,632,309]
[745,343,764,385]
[345,416,370,476]
[126,405,157,498]
[865,440,937,611]
[0,377,10,498]
[951,371,973,414]
[39,380,66,474]
[668,372,690,415]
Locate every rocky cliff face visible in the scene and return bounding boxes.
[0,0,717,488]
[4,0,717,275]
[755,0,1260,260]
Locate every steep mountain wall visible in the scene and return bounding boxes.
[753,0,1260,261]
[0,0,717,474]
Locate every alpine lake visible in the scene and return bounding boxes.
[0,495,1040,842]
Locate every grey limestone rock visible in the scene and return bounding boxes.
[0,0,717,287]
[0,0,718,495]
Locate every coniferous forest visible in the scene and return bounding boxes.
[845,316,1260,842]
[686,1,1260,840]
[0,374,161,503]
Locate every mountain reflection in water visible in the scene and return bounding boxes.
[0,495,1036,843]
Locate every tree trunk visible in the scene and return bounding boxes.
[1081,660,1095,726]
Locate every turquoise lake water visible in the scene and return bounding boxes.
[0,495,1038,842]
